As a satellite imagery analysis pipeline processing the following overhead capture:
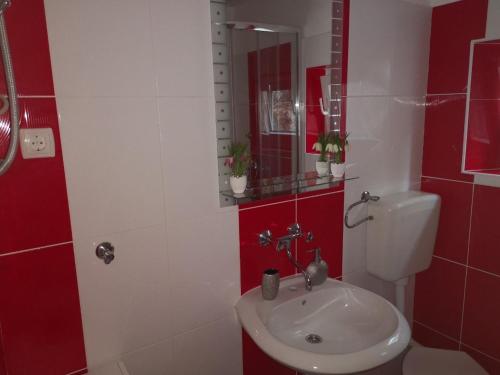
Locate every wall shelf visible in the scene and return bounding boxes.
[220,172,358,204]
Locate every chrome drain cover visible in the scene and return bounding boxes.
[305,334,323,344]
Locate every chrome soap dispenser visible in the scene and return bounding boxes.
[306,248,328,286]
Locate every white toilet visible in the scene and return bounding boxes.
[366,191,487,375]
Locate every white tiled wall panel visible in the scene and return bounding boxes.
[45,0,242,374]
[56,97,164,239]
[150,0,213,98]
[44,0,156,97]
[343,0,431,325]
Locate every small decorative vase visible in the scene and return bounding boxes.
[315,161,329,176]
[230,175,247,194]
[331,162,346,178]
[262,269,280,300]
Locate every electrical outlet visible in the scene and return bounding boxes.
[19,128,56,159]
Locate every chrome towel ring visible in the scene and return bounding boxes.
[345,191,380,229]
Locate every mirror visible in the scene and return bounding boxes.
[211,0,348,205]
[463,37,500,176]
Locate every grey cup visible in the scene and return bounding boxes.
[261,269,280,300]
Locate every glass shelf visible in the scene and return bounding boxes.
[220,172,359,204]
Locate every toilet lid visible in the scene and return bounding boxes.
[403,347,488,375]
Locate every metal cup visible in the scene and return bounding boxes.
[261,268,280,300]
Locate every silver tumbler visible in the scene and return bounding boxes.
[261,268,280,300]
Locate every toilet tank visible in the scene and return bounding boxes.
[366,191,441,282]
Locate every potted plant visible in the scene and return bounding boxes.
[312,133,331,176]
[225,142,251,194]
[328,132,349,177]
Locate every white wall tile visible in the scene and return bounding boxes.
[158,97,220,221]
[150,0,213,97]
[166,213,240,335]
[347,0,431,97]
[172,314,243,375]
[57,98,165,239]
[344,0,431,311]
[45,0,156,97]
[121,340,173,375]
[73,225,171,368]
[486,0,500,38]
[87,362,124,375]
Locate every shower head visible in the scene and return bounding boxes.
[0,0,11,15]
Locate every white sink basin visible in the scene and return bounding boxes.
[235,275,410,374]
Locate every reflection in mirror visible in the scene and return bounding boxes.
[210,0,347,205]
[463,38,500,176]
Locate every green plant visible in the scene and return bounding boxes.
[328,132,349,164]
[312,133,331,162]
[225,142,251,177]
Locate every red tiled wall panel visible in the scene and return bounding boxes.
[415,0,500,373]
[0,0,87,374]
[238,1,349,374]
[0,244,87,375]
[238,191,345,374]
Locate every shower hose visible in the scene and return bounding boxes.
[0,0,19,176]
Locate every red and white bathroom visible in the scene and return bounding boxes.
[1,0,499,374]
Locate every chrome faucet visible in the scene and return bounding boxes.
[260,224,315,291]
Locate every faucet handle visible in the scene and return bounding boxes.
[96,242,115,265]
[287,223,302,236]
[259,229,273,247]
[305,231,314,243]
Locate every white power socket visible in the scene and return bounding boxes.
[19,128,56,159]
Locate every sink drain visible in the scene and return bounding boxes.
[305,334,323,344]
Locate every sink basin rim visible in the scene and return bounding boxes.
[235,276,411,374]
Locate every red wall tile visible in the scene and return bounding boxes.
[0,0,54,96]
[296,192,343,278]
[0,99,72,254]
[426,0,488,95]
[462,269,500,359]
[242,331,295,375]
[414,257,466,339]
[0,333,5,375]
[412,322,459,350]
[0,244,87,374]
[421,177,472,264]
[469,185,500,276]
[421,95,473,182]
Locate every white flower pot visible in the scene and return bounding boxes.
[230,175,247,194]
[315,161,329,176]
[330,162,346,178]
